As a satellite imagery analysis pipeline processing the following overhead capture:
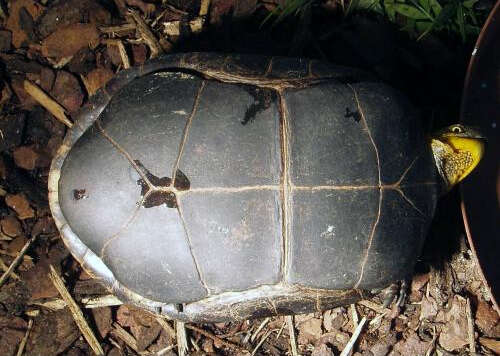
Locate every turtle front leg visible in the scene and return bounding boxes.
[380,279,409,309]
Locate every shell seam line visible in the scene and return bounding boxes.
[349,85,382,289]
[176,198,210,294]
[277,90,291,283]
[171,80,206,186]
[97,121,153,189]
[100,195,146,259]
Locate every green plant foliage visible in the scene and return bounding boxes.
[263,0,484,42]
[261,0,315,26]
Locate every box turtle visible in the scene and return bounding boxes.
[48,53,485,322]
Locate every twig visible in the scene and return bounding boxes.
[127,9,163,58]
[16,319,33,356]
[276,320,286,340]
[0,236,36,287]
[351,304,359,328]
[0,256,19,280]
[112,322,139,352]
[23,80,73,128]
[81,294,123,308]
[185,324,244,352]
[31,298,67,310]
[103,39,130,69]
[99,23,136,35]
[155,316,176,340]
[48,265,104,355]
[286,315,299,356]
[466,297,476,353]
[156,344,177,355]
[358,300,407,320]
[340,316,367,356]
[251,317,270,343]
[251,330,272,356]
[176,321,188,356]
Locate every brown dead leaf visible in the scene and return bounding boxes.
[50,71,84,113]
[13,145,39,170]
[438,295,469,352]
[312,343,335,356]
[5,0,44,48]
[420,294,439,321]
[37,0,111,39]
[26,308,80,355]
[5,193,34,219]
[1,216,22,237]
[7,235,27,254]
[41,23,99,60]
[323,307,346,332]
[0,31,12,52]
[393,330,430,356]
[83,68,114,96]
[316,330,350,352]
[91,307,113,338]
[475,300,500,338]
[479,337,500,354]
[0,315,27,356]
[297,317,323,345]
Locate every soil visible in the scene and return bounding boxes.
[0,0,498,355]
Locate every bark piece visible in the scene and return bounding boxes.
[37,0,111,39]
[5,193,34,219]
[13,146,39,170]
[50,71,84,113]
[0,114,25,152]
[41,23,100,60]
[438,295,469,351]
[0,216,22,237]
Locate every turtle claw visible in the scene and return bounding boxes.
[381,279,409,309]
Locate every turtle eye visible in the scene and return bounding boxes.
[451,125,463,134]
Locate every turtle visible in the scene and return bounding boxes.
[48,53,485,323]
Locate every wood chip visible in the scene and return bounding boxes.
[155,316,176,340]
[185,324,243,352]
[479,337,500,354]
[176,321,188,356]
[127,9,163,58]
[286,315,299,356]
[48,264,104,355]
[199,0,210,16]
[81,294,123,308]
[23,80,73,128]
[112,322,139,352]
[99,23,136,35]
[465,297,476,353]
[103,39,130,69]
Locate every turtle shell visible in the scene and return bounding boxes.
[49,53,440,322]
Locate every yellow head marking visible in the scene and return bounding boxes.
[430,124,486,190]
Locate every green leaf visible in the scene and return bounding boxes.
[456,3,466,41]
[463,0,478,9]
[427,0,442,16]
[394,3,428,19]
[383,0,396,21]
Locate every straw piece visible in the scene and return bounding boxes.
[23,80,73,128]
[48,265,104,355]
[0,236,36,287]
[340,316,367,356]
[16,319,33,356]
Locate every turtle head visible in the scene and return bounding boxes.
[430,124,486,192]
